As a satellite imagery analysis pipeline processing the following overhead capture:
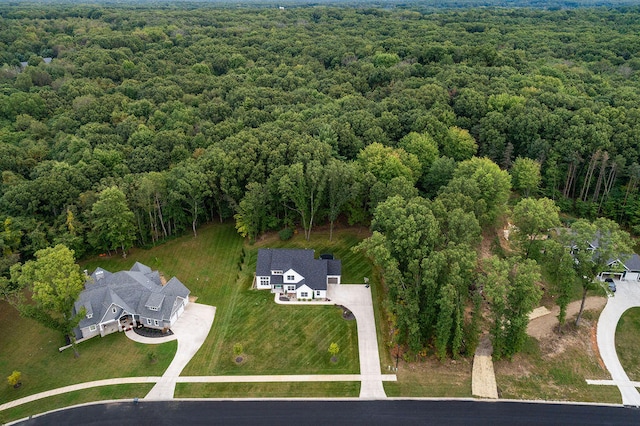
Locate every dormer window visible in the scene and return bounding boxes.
[86,313,93,319]
[272,270,283,275]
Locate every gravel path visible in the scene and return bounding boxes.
[471,335,499,399]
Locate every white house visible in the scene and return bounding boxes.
[255,249,341,300]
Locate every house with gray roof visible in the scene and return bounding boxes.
[600,253,640,282]
[73,262,190,340]
[255,249,341,299]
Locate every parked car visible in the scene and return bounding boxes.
[605,278,616,292]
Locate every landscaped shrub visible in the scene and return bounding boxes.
[278,228,293,241]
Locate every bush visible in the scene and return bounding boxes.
[233,343,243,356]
[7,371,21,387]
[278,227,294,241]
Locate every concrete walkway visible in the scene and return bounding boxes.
[1,286,390,411]
[0,374,397,412]
[0,377,159,411]
[594,280,640,406]
[143,303,216,400]
[328,284,388,399]
[176,374,397,383]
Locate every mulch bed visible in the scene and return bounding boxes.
[337,305,355,321]
[133,326,173,338]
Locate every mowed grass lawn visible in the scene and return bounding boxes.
[0,302,175,405]
[616,307,640,381]
[0,222,371,416]
[0,383,154,424]
[182,224,368,377]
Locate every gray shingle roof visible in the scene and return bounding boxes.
[256,249,342,291]
[625,254,640,271]
[74,263,189,335]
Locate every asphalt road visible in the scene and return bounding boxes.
[15,400,640,425]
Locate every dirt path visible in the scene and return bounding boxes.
[527,296,607,340]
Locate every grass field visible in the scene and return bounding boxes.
[615,307,640,381]
[384,357,473,397]
[494,314,619,403]
[175,382,360,398]
[0,303,176,406]
[0,383,154,424]
[1,223,369,417]
[182,224,366,377]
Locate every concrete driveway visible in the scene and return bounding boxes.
[327,284,388,399]
[596,279,640,406]
[137,302,216,400]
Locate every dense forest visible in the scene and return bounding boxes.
[1,4,639,356]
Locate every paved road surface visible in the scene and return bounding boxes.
[13,400,640,426]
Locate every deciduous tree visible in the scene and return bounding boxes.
[10,244,85,356]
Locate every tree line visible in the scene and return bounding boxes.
[0,4,638,357]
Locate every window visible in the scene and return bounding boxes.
[272,270,283,275]
[286,275,295,281]
[147,318,152,325]
[287,285,296,291]
[112,307,117,314]
[300,292,308,298]
[316,291,321,296]
[154,319,159,327]
[147,306,158,311]
[260,277,270,286]
[89,325,97,332]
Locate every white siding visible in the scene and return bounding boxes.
[283,269,304,284]
[314,290,326,299]
[256,276,271,289]
[296,284,313,300]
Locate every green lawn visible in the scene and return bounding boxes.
[175,382,360,398]
[0,223,371,416]
[83,224,366,378]
[82,222,244,305]
[0,302,175,405]
[0,383,154,425]
[615,307,640,381]
[182,224,364,376]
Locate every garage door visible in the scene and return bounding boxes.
[328,277,339,284]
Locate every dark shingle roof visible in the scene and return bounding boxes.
[625,254,640,271]
[74,263,189,333]
[256,249,342,291]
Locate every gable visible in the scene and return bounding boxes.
[75,262,190,326]
[255,248,342,291]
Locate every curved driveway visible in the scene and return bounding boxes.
[596,281,640,406]
[143,303,216,400]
